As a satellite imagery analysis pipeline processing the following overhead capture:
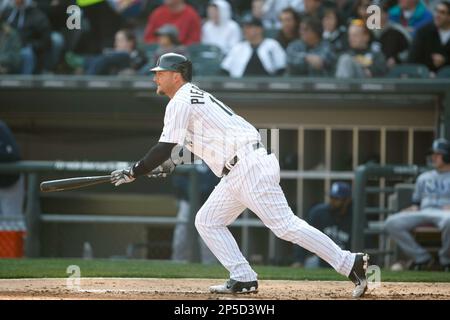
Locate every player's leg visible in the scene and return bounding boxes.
[384,210,436,265]
[199,238,218,265]
[194,178,257,284]
[236,153,355,277]
[232,152,369,297]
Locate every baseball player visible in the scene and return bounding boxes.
[384,138,450,272]
[110,53,370,298]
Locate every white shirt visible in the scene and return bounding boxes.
[202,0,241,54]
[403,9,414,20]
[159,83,261,177]
[221,39,287,78]
[439,29,450,46]
[262,0,304,29]
[202,20,241,54]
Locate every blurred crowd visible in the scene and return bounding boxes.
[0,0,449,78]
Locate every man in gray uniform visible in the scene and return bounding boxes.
[384,138,450,271]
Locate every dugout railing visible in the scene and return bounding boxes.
[0,161,441,267]
[2,75,450,264]
[0,161,267,262]
[352,164,429,267]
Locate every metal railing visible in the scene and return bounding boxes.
[352,164,428,261]
[0,161,204,260]
[3,161,432,264]
[0,160,271,262]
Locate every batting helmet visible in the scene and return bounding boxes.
[150,53,192,82]
[431,138,450,163]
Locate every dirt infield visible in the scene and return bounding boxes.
[0,278,449,300]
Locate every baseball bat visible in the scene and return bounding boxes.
[40,175,112,192]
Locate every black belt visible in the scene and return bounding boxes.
[222,143,262,176]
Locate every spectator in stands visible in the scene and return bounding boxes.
[144,0,201,46]
[1,0,51,74]
[389,0,434,36]
[35,0,84,69]
[0,21,21,74]
[0,0,8,12]
[243,0,274,29]
[65,29,147,75]
[322,5,348,55]
[301,0,324,20]
[292,182,353,268]
[409,0,450,74]
[276,7,300,49]
[350,0,372,23]
[335,19,387,78]
[372,1,412,69]
[384,138,450,272]
[0,120,24,218]
[227,0,251,18]
[286,16,336,76]
[107,0,145,19]
[424,0,442,10]
[201,0,241,55]
[151,24,187,65]
[333,0,354,24]
[171,162,219,264]
[74,0,122,55]
[243,0,302,30]
[138,24,187,76]
[186,0,210,18]
[258,0,304,30]
[221,16,286,77]
[35,0,70,73]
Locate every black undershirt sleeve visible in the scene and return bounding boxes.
[132,142,177,177]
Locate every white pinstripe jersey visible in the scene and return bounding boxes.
[159,82,261,177]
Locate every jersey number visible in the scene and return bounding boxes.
[210,96,234,116]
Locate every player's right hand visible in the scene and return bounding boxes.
[111,167,136,186]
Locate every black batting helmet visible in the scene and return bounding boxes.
[431,138,450,163]
[150,53,192,82]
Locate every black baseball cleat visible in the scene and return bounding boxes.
[348,253,370,298]
[209,279,258,294]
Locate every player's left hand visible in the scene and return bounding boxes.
[147,158,177,178]
[111,167,136,186]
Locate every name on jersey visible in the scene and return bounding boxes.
[190,87,205,105]
[423,178,450,195]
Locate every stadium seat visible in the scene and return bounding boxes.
[386,64,430,79]
[136,43,159,74]
[412,225,441,248]
[141,43,159,64]
[437,66,450,78]
[187,44,224,76]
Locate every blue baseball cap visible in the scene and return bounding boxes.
[330,182,351,199]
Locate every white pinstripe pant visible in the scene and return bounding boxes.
[195,149,356,282]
